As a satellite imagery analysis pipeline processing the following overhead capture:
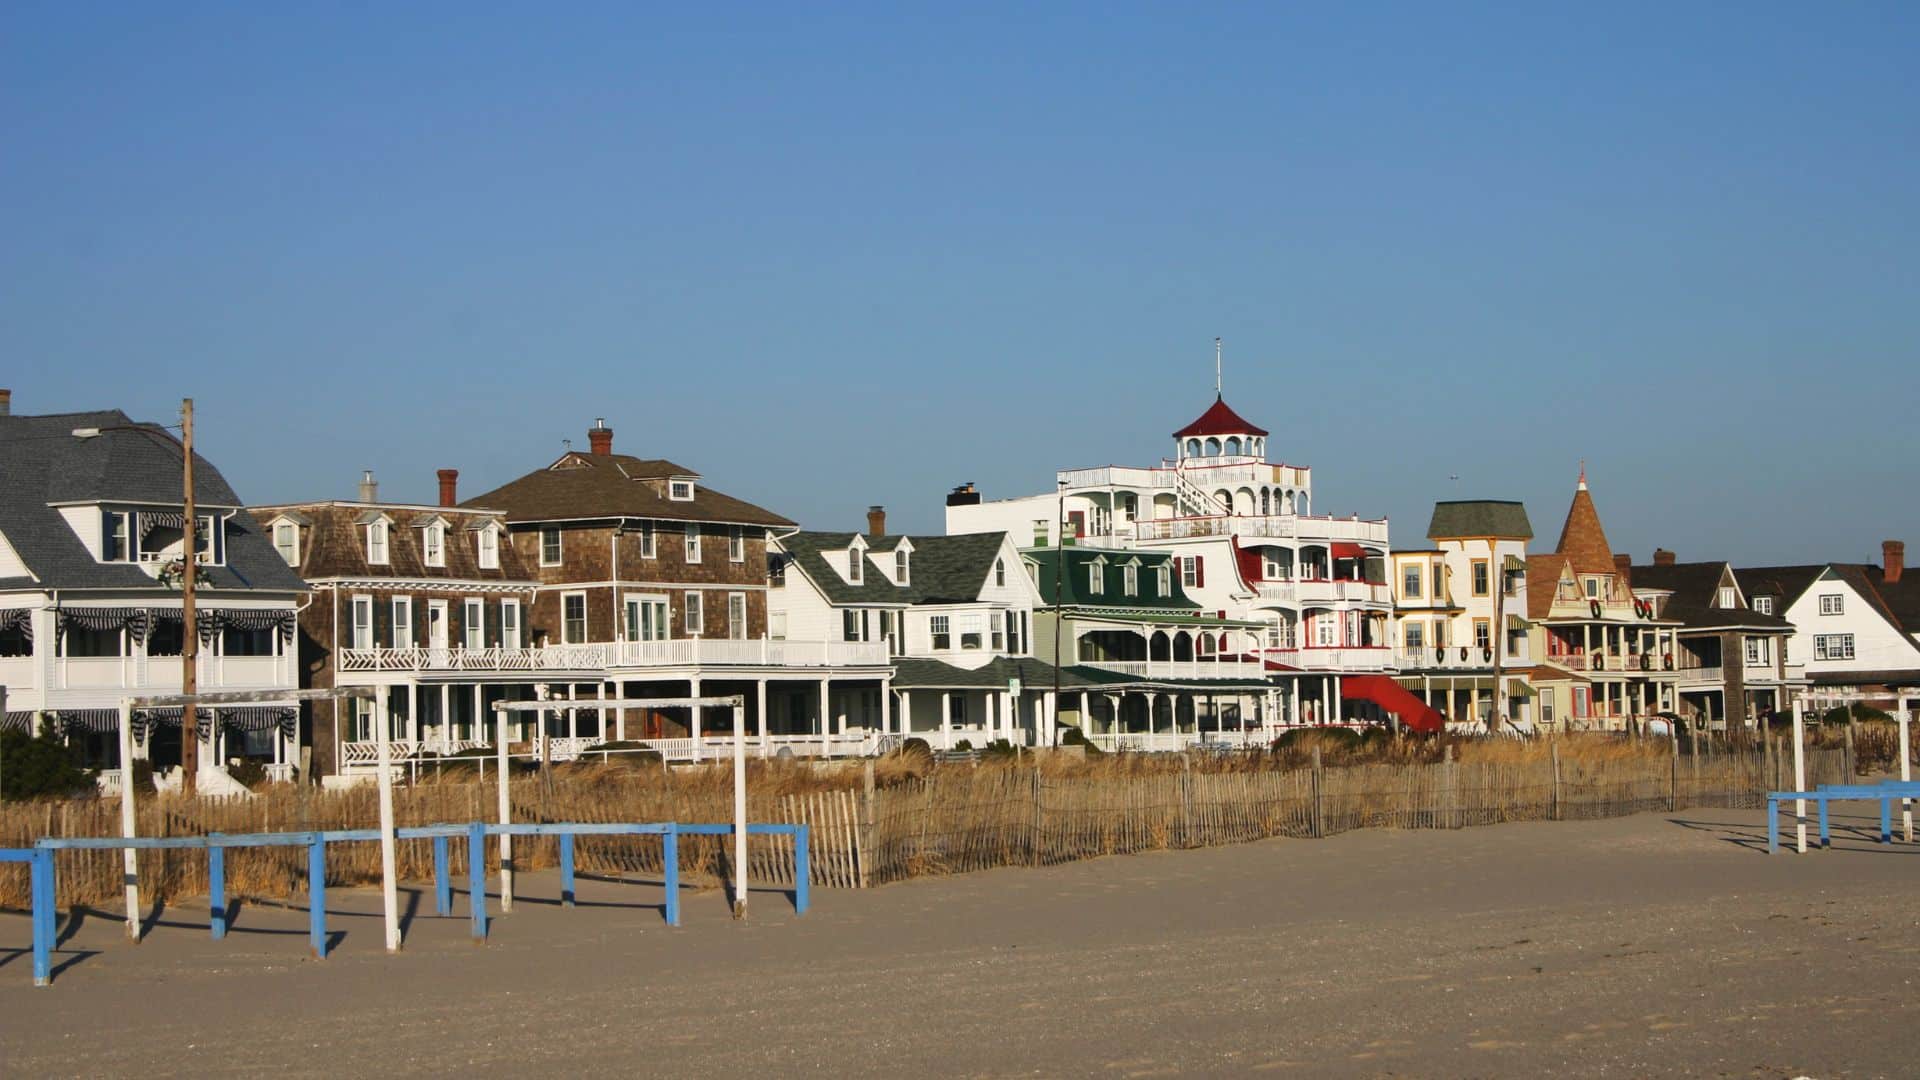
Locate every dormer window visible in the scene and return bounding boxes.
[273,521,299,567]
[1155,564,1170,597]
[1754,595,1774,615]
[1716,586,1735,608]
[1088,561,1105,595]
[669,479,695,501]
[895,548,910,585]
[849,549,864,584]
[477,525,499,570]
[367,520,390,565]
[104,511,130,562]
[423,523,446,568]
[1583,577,1599,599]
[1123,563,1138,597]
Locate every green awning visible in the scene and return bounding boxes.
[1504,555,1527,573]
[1506,614,1528,632]
[1506,680,1536,698]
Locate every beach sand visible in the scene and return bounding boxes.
[1,805,1914,1077]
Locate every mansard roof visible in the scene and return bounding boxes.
[247,500,536,582]
[0,408,305,593]
[1427,500,1533,542]
[1172,396,1269,439]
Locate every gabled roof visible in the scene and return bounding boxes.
[1427,500,1533,541]
[1736,565,1824,605]
[1874,571,1920,635]
[1553,474,1618,577]
[0,409,305,593]
[1740,562,1920,645]
[1629,561,1792,632]
[462,452,793,528]
[1172,396,1269,439]
[779,531,1012,606]
[1027,547,1198,610]
[1524,554,1570,621]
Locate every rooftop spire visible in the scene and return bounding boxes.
[1577,459,1587,490]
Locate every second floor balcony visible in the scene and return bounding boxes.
[1077,657,1271,682]
[1263,645,1395,673]
[337,637,893,675]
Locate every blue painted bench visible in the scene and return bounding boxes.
[1767,781,1920,852]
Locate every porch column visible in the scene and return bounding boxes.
[818,678,830,758]
[1044,691,1057,746]
[756,679,770,757]
[940,690,952,749]
[1331,675,1343,725]
[613,680,625,742]
[439,684,451,746]
[880,677,892,739]
[690,676,702,762]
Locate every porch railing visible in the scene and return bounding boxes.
[338,645,609,673]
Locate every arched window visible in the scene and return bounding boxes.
[1224,437,1241,456]
[1203,437,1221,456]
[1297,491,1309,515]
[1260,489,1270,515]
[1214,490,1232,513]
[1185,438,1201,458]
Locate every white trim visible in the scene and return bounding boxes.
[561,590,589,644]
[391,594,413,647]
[539,527,563,567]
[530,579,767,592]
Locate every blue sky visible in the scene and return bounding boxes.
[5,3,1915,565]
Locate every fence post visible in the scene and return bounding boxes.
[1443,744,1458,829]
[1843,718,1856,781]
[308,837,328,960]
[208,838,227,940]
[861,760,876,887]
[794,824,811,915]
[433,834,451,917]
[663,829,680,927]
[1310,746,1325,838]
[1669,729,1679,811]
[32,847,54,987]
[1179,755,1193,848]
[1550,741,1562,822]
[467,822,488,941]
[1030,767,1043,867]
[559,832,575,908]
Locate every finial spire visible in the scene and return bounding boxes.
[1577,459,1587,490]
[1214,337,1222,398]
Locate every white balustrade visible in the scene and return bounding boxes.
[1078,659,1269,681]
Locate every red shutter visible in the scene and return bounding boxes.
[1194,555,1205,587]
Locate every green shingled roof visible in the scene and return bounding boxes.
[1427,500,1534,541]
[779,531,1012,606]
[1026,547,1199,610]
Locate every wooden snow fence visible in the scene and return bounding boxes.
[0,745,1851,906]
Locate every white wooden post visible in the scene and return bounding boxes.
[732,701,749,917]
[690,676,702,762]
[374,692,401,951]
[1792,698,1807,854]
[756,679,770,758]
[818,679,830,758]
[496,704,512,911]
[119,699,140,933]
[1901,698,1914,842]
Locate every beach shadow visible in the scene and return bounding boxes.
[1666,815,1920,855]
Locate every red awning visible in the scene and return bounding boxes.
[1331,542,1367,559]
[1341,675,1446,733]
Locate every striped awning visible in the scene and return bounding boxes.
[196,608,298,644]
[1,711,36,732]
[51,709,122,734]
[135,706,296,736]
[0,608,33,642]
[139,511,187,535]
[56,606,154,642]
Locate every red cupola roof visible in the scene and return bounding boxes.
[1172,395,1268,439]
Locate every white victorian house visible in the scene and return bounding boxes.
[0,394,306,792]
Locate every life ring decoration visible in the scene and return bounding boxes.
[1589,599,1602,618]
[1481,646,1493,662]
[1458,646,1470,661]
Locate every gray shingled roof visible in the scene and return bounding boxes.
[1631,561,1792,632]
[779,531,1010,606]
[1427,500,1534,541]
[0,409,306,593]
[1026,547,1198,610]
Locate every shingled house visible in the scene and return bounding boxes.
[1741,542,1920,711]
[462,420,891,757]
[0,392,305,792]
[1628,554,1804,733]
[252,468,551,780]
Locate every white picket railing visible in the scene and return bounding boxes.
[1078,659,1269,681]
[338,644,608,673]
[613,638,890,668]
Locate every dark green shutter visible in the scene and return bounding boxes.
[375,596,392,648]
[486,600,502,647]
[448,601,463,646]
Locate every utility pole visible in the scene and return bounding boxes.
[181,398,198,794]
[1052,478,1067,744]
[1487,538,1507,734]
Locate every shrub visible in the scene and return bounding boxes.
[982,738,1016,759]
[1057,726,1102,754]
[0,729,96,801]
[226,759,267,788]
[951,739,973,752]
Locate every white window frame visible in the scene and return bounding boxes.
[391,596,413,648]
[1122,564,1138,597]
[684,591,703,635]
[1753,595,1774,615]
[896,548,910,585]
[1819,593,1844,616]
[501,599,521,649]
[930,614,951,651]
[367,521,390,566]
[991,610,1005,651]
[1744,636,1769,665]
[1088,563,1104,595]
[685,523,702,563]
[1156,564,1171,597]
[561,591,588,645]
[477,525,499,570]
[728,592,747,640]
[463,597,485,650]
[669,479,695,501]
[639,521,657,559]
[1181,557,1198,589]
[424,523,446,568]
[272,520,298,567]
[540,527,562,567]
[1716,586,1735,608]
[625,595,668,642]
[1813,633,1855,661]
[1403,621,1425,649]
[848,549,863,585]
[350,594,374,650]
[103,510,130,562]
[729,525,745,563]
[995,558,1006,587]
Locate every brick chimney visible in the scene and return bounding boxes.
[1653,548,1675,567]
[1885,540,1905,584]
[866,505,887,536]
[437,469,459,508]
[0,388,10,416]
[1613,553,1631,574]
[358,469,379,504]
[588,418,613,456]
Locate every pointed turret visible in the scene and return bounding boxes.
[1554,466,1617,576]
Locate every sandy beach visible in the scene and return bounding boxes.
[2,805,1914,1078]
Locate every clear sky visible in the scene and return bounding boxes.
[5,3,1915,566]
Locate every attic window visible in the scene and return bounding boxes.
[849,549,863,585]
[895,548,910,585]
[1123,564,1138,597]
[104,511,130,562]
[477,525,499,570]
[1088,563,1104,595]
[1754,596,1774,615]
[1716,586,1735,609]
[995,558,1006,587]
[367,520,390,565]
[669,480,695,501]
[1155,564,1170,597]
[273,521,299,567]
[423,523,446,568]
